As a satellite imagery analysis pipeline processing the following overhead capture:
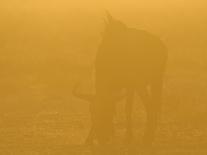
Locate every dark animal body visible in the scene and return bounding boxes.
[74,14,168,146]
[94,21,167,144]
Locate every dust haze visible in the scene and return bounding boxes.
[0,1,207,154]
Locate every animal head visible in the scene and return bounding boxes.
[72,83,95,103]
[103,12,127,39]
[72,83,125,105]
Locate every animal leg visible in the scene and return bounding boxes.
[139,80,163,147]
[125,88,134,143]
[85,125,95,145]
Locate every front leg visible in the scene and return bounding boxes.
[85,125,95,145]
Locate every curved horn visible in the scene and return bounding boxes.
[72,83,94,102]
[105,10,113,22]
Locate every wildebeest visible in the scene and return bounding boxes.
[73,13,168,146]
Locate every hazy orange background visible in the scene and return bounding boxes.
[0,1,207,154]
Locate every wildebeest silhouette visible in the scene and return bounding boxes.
[74,13,168,146]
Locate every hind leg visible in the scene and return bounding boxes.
[139,80,163,147]
[125,88,134,143]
